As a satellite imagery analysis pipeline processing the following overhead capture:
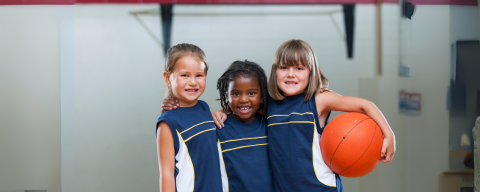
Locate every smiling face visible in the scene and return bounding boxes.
[165,55,207,107]
[227,76,261,123]
[276,63,310,96]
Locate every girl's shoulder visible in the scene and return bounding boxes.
[314,91,342,111]
[315,91,339,102]
[157,111,176,133]
[197,100,207,106]
[197,100,212,112]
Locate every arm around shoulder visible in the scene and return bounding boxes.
[157,121,176,192]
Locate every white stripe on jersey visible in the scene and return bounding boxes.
[313,123,337,187]
[176,130,195,192]
[218,140,229,192]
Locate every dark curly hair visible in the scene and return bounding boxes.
[217,60,268,115]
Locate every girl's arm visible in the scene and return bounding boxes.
[316,91,396,163]
[157,122,176,192]
[160,98,227,129]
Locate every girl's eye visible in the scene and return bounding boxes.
[279,66,287,69]
[249,92,255,96]
[233,92,240,96]
[181,74,188,77]
[196,75,204,77]
[297,67,304,70]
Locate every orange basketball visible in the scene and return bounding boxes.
[320,112,383,178]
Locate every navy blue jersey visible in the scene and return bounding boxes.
[267,93,344,192]
[157,100,223,192]
[216,114,274,192]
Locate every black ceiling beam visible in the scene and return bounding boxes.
[343,4,355,59]
[160,4,173,55]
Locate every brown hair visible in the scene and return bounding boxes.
[164,43,208,97]
[268,39,329,101]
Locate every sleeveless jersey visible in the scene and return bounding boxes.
[157,100,223,192]
[267,93,344,192]
[216,114,274,192]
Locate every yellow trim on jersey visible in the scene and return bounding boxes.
[221,143,268,153]
[176,130,195,192]
[267,121,314,127]
[267,112,314,119]
[179,121,214,135]
[218,139,229,192]
[311,120,336,188]
[219,136,268,144]
[184,128,215,142]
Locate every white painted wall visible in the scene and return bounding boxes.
[450,5,479,45]
[0,6,65,192]
[404,5,451,192]
[64,5,163,192]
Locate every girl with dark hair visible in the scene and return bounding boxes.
[215,60,273,192]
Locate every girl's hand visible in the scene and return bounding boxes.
[381,135,396,163]
[212,109,227,129]
[161,97,179,113]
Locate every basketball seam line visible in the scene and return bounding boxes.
[338,124,378,173]
[328,118,371,169]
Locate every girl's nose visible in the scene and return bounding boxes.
[188,77,197,86]
[287,67,295,77]
[240,95,248,103]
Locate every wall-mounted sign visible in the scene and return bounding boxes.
[399,91,421,116]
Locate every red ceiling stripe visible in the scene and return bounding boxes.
[74,0,398,3]
[1,0,74,4]
[1,0,475,7]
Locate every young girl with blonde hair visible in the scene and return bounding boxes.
[157,43,223,192]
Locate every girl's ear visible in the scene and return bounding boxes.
[163,71,172,87]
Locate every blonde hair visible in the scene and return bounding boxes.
[164,43,208,97]
[268,39,329,101]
